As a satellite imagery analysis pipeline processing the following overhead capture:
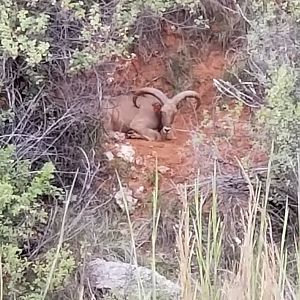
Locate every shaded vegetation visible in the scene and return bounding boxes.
[0,0,300,299]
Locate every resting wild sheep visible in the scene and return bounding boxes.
[103,87,201,141]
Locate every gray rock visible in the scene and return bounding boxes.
[86,259,181,300]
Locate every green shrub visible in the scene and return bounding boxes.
[257,65,300,170]
[0,0,207,77]
[0,1,50,66]
[232,0,300,174]
[0,145,75,299]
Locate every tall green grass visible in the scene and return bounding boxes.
[13,153,297,299]
[116,154,300,300]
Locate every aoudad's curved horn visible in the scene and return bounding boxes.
[132,87,169,108]
[170,91,201,110]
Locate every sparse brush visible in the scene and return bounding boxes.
[98,155,300,300]
[1,0,300,299]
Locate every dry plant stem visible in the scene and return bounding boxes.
[115,170,144,298]
[236,153,269,297]
[0,255,2,300]
[40,169,78,299]
[234,142,297,300]
[177,182,192,299]
[152,156,161,300]
[297,153,300,299]
[193,170,203,293]
[213,78,262,108]
[298,152,300,245]
[278,199,289,294]
[212,159,222,296]
[29,153,105,259]
[6,86,45,145]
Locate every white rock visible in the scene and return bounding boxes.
[104,151,114,161]
[135,156,144,166]
[158,166,171,174]
[114,186,138,212]
[136,186,145,193]
[116,144,135,163]
[131,173,138,179]
[70,194,78,202]
[134,186,145,198]
[112,132,126,141]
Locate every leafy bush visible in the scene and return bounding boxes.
[249,3,300,173]
[0,0,216,177]
[0,0,208,77]
[0,146,75,299]
[257,65,300,169]
[208,0,300,250]
[220,0,300,173]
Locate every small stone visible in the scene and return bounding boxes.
[135,156,144,166]
[120,228,129,236]
[234,236,242,245]
[114,186,138,213]
[135,186,145,197]
[131,173,138,179]
[112,132,126,141]
[104,151,114,161]
[137,186,145,193]
[158,166,171,174]
[116,144,135,163]
[132,185,145,199]
[70,194,78,202]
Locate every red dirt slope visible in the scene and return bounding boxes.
[106,34,267,216]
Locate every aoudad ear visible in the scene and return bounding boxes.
[152,102,162,112]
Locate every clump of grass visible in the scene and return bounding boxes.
[105,154,300,300]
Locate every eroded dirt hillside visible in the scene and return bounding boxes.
[104,30,267,217]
